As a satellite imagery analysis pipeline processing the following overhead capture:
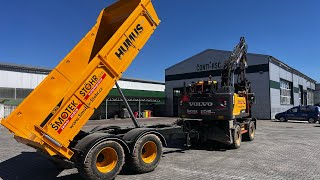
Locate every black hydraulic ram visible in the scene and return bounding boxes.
[115,81,140,128]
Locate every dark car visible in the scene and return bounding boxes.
[275,105,320,123]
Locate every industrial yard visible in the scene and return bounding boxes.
[0,0,319,179]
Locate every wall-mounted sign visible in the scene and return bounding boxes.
[196,61,222,72]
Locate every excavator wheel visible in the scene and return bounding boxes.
[243,121,255,141]
[127,134,162,173]
[231,124,242,149]
[76,140,125,180]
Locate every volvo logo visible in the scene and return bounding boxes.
[188,102,213,107]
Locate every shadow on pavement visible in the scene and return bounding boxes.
[164,145,227,154]
[57,174,84,180]
[163,149,186,155]
[0,152,83,180]
[271,120,311,124]
[119,166,138,176]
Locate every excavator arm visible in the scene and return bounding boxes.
[220,37,248,90]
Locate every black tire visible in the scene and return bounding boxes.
[76,140,125,180]
[127,134,162,173]
[279,117,287,122]
[231,124,241,149]
[243,121,255,141]
[308,118,316,123]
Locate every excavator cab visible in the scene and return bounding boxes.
[187,80,218,94]
[180,37,254,120]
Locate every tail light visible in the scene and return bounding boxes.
[180,95,190,106]
[181,95,190,102]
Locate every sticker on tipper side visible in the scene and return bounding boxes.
[114,23,144,60]
[76,69,107,105]
[40,99,64,127]
[49,96,85,134]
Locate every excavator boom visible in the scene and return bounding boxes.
[221,37,248,87]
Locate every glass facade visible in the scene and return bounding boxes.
[0,87,15,99]
[0,87,33,100]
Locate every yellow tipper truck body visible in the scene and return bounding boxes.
[0,0,160,160]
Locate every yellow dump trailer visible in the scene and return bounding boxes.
[1,0,161,179]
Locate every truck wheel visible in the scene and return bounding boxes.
[243,121,255,141]
[77,140,125,180]
[231,124,241,149]
[127,134,162,173]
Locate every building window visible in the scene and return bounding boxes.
[16,88,33,99]
[280,79,293,105]
[173,89,181,97]
[0,87,15,99]
[307,88,314,105]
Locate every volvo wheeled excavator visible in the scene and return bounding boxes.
[179,37,256,148]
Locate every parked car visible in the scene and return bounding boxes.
[275,105,320,123]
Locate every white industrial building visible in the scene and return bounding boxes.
[0,63,165,119]
[165,49,318,119]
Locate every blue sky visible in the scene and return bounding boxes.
[0,0,319,82]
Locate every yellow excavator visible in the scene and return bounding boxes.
[179,37,256,148]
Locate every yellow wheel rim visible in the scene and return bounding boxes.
[96,147,118,173]
[141,141,157,164]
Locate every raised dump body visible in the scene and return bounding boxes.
[0,0,160,160]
